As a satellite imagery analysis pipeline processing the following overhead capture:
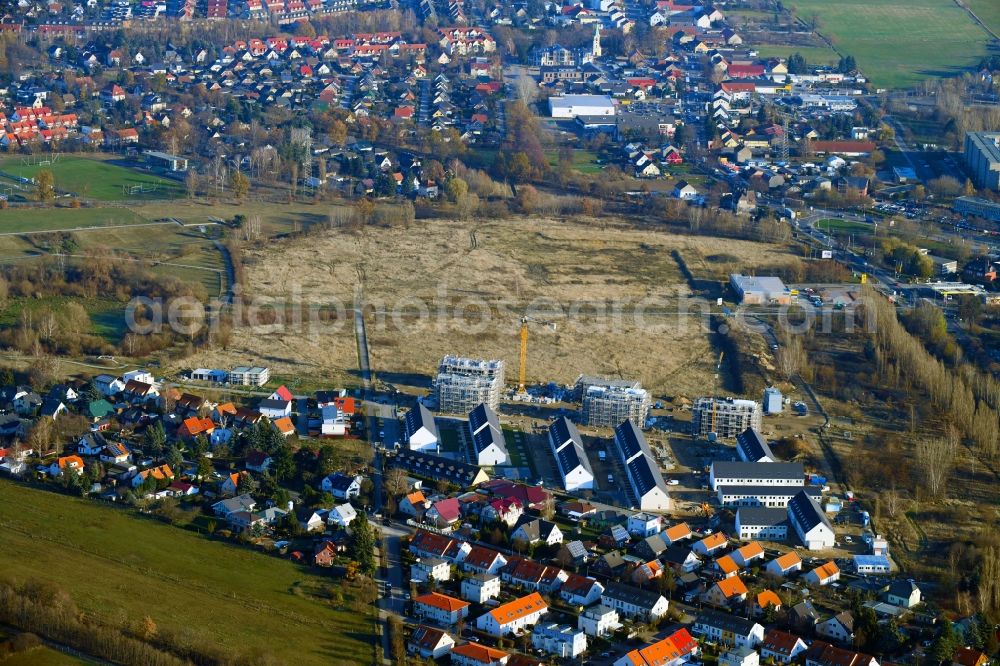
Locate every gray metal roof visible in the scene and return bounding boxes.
[712,461,804,480]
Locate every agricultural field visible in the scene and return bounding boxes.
[0,480,375,666]
[0,155,183,201]
[185,216,796,396]
[966,0,1000,36]
[789,0,993,88]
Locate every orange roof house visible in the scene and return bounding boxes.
[665,522,692,543]
[479,592,548,635]
[413,592,470,624]
[756,589,782,610]
[54,455,85,475]
[767,551,803,576]
[620,628,699,666]
[179,416,215,438]
[806,561,840,586]
[715,554,739,577]
[272,416,295,436]
[451,642,508,664]
[694,531,728,555]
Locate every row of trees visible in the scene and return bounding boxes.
[861,285,1000,469]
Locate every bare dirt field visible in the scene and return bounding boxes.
[186,216,795,396]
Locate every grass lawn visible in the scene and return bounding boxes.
[816,218,872,234]
[0,207,149,234]
[753,44,840,66]
[789,0,993,88]
[966,0,1000,36]
[545,149,603,175]
[1,647,90,666]
[0,480,375,665]
[0,155,183,201]
[439,426,461,454]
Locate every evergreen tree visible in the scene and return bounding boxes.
[349,511,377,576]
[144,421,166,455]
[930,621,959,665]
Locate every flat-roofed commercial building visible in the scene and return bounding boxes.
[964,132,1000,191]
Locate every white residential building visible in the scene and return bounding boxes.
[405,403,439,451]
[475,592,548,636]
[788,490,835,550]
[612,420,671,512]
[468,403,508,466]
[710,461,805,491]
[548,417,594,491]
[532,623,587,659]
[578,605,622,638]
[462,573,501,603]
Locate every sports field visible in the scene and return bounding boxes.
[0,480,375,665]
[0,155,183,201]
[790,0,994,88]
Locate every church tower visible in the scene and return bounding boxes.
[592,24,602,58]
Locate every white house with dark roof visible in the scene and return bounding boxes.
[788,490,835,550]
[736,428,776,462]
[468,403,508,466]
[405,403,440,452]
[548,416,594,491]
[612,420,671,512]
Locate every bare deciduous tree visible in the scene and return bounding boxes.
[915,432,957,499]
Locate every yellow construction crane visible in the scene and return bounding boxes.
[518,316,557,393]
[711,351,724,437]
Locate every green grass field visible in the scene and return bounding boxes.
[790,0,994,87]
[817,218,873,233]
[0,296,127,340]
[0,207,149,233]
[0,480,375,665]
[545,149,603,175]
[753,45,840,66]
[0,155,182,201]
[966,0,1000,36]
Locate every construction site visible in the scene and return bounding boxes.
[434,356,506,413]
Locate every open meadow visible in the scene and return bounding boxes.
[0,480,375,666]
[0,155,183,201]
[789,0,994,88]
[185,216,796,396]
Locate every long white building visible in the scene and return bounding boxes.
[710,461,804,491]
[612,420,670,512]
[468,403,508,466]
[548,417,595,491]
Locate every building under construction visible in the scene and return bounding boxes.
[572,375,642,401]
[580,382,651,428]
[435,356,506,413]
[691,397,762,439]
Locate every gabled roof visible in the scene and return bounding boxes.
[772,551,802,570]
[736,541,764,560]
[488,592,547,625]
[789,490,834,533]
[810,561,840,581]
[716,554,739,575]
[715,575,748,598]
[757,590,782,609]
[665,522,692,541]
[763,629,803,654]
[698,532,728,550]
[696,608,757,635]
[413,591,469,613]
[451,642,508,663]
